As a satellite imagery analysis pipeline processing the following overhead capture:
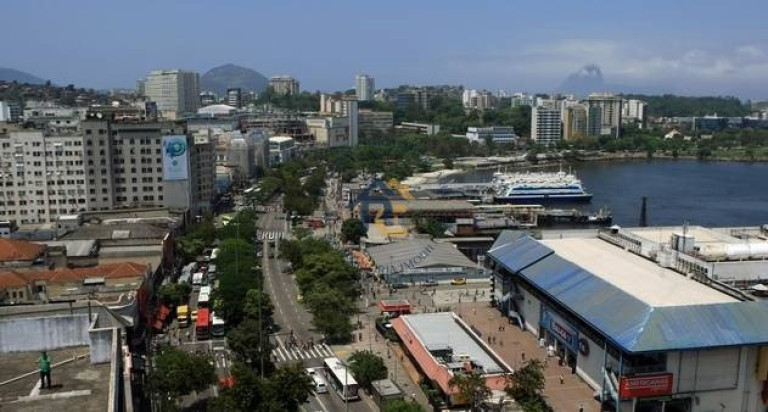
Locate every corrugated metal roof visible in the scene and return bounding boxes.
[490,235,768,353]
[367,239,476,273]
[490,230,528,250]
[489,235,552,272]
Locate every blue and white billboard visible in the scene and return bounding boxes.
[162,135,189,181]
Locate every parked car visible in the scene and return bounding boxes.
[424,279,439,287]
[392,282,409,289]
[451,277,467,285]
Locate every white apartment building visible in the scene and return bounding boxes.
[318,95,358,147]
[531,106,562,146]
[623,99,648,129]
[462,89,494,110]
[0,102,12,122]
[356,74,375,101]
[269,75,300,96]
[143,69,201,119]
[0,131,88,224]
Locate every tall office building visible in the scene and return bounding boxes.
[143,69,201,119]
[563,105,588,141]
[586,93,623,138]
[356,74,375,101]
[586,106,603,137]
[531,106,562,146]
[269,75,300,96]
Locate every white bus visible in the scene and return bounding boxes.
[192,272,204,286]
[323,357,359,401]
[199,285,212,296]
[211,312,226,337]
[197,291,211,309]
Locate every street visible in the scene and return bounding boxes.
[257,205,377,412]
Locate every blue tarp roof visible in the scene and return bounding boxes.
[489,235,768,353]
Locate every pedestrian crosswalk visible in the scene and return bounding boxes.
[271,342,335,363]
[256,231,285,241]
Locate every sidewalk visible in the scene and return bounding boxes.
[458,302,600,412]
[335,313,432,410]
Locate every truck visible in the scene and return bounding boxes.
[177,305,190,328]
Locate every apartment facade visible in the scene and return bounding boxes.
[586,93,623,138]
[0,120,213,224]
[0,131,88,224]
[531,106,562,145]
[358,110,393,136]
[562,105,588,141]
[269,75,300,96]
[143,69,201,119]
[356,74,375,101]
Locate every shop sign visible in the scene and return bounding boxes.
[619,373,673,399]
[541,309,579,352]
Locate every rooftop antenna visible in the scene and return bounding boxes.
[639,196,648,227]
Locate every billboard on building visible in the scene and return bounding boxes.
[162,135,189,181]
[619,373,673,399]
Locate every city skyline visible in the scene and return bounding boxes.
[2,0,768,98]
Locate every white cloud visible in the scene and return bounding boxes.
[441,39,768,96]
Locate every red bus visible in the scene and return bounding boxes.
[196,308,211,340]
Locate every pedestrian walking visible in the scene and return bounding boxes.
[37,351,52,389]
[521,350,526,362]
[579,402,584,412]
[559,375,564,385]
[539,338,545,348]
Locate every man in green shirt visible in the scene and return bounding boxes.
[37,351,51,389]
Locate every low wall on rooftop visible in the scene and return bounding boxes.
[0,313,90,353]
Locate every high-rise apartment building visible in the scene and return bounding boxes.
[143,69,201,119]
[586,93,623,138]
[623,99,648,129]
[396,89,430,111]
[318,95,358,147]
[227,88,242,108]
[586,106,602,138]
[462,90,495,111]
[356,74,375,101]
[0,119,215,224]
[269,75,300,96]
[563,105,588,141]
[0,131,88,224]
[531,106,562,146]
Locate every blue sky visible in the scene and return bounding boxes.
[2,0,768,98]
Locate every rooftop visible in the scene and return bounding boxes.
[59,222,170,241]
[0,347,112,412]
[540,238,735,307]
[367,239,477,274]
[0,239,46,262]
[627,225,738,244]
[489,235,768,352]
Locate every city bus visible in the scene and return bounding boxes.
[196,308,211,340]
[197,292,210,309]
[177,305,190,328]
[323,357,359,401]
[211,312,226,337]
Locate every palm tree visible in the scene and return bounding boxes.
[449,371,491,411]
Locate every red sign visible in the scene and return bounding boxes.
[619,373,673,399]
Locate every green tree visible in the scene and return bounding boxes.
[158,283,192,306]
[150,345,215,408]
[226,319,274,374]
[341,218,367,244]
[383,399,425,412]
[505,359,550,412]
[263,362,315,411]
[243,288,274,328]
[208,362,268,412]
[449,371,491,412]
[347,350,388,390]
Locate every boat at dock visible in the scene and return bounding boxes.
[491,170,592,204]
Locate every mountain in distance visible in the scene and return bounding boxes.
[556,64,605,97]
[200,64,268,96]
[0,67,47,85]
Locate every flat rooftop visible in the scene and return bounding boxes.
[541,238,736,307]
[0,347,111,412]
[627,226,740,244]
[401,312,510,374]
